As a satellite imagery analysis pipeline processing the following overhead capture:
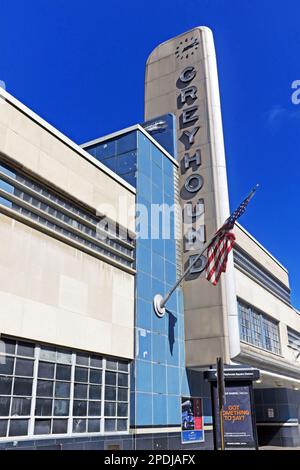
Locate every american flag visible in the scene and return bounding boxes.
[206,185,258,286]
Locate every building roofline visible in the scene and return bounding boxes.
[0,87,136,194]
[236,222,288,273]
[81,124,179,168]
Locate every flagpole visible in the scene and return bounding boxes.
[153,233,219,317]
[153,184,259,318]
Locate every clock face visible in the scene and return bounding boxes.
[175,36,200,60]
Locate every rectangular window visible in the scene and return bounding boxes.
[287,327,300,353]
[0,338,130,439]
[238,299,281,355]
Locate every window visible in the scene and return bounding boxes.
[0,338,130,439]
[0,162,134,271]
[287,328,300,353]
[238,299,281,355]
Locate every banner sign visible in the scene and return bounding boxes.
[181,397,204,444]
[213,383,257,449]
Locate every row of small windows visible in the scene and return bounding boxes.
[0,338,129,438]
[0,161,134,270]
[233,247,291,304]
[287,327,300,353]
[237,299,281,355]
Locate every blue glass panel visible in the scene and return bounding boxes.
[0,164,16,178]
[136,272,152,302]
[166,367,180,395]
[136,392,153,426]
[151,146,163,169]
[163,157,175,179]
[136,360,152,393]
[152,252,164,281]
[0,196,12,208]
[0,179,14,194]
[152,307,167,335]
[136,298,152,331]
[95,140,116,159]
[137,132,151,177]
[165,260,176,287]
[137,173,151,202]
[180,369,190,397]
[117,151,137,175]
[151,238,164,257]
[116,132,137,155]
[153,394,167,425]
[136,328,152,361]
[167,395,180,425]
[151,160,163,189]
[152,333,167,364]
[164,175,174,198]
[153,364,166,394]
[136,243,151,274]
[121,172,136,188]
[166,339,179,366]
[101,156,117,172]
[151,183,163,205]
[164,239,176,262]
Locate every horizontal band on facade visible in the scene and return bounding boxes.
[0,205,136,275]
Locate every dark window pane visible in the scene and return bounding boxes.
[73,400,87,416]
[0,397,10,416]
[0,339,15,355]
[106,360,117,371]
[0,376,12,395]
[117,151,137,175]
[88,419,100,433]
[118,361,129,372]
[38,361,55,379]
[55,382,70,398]
[90,356,102,368]
[104,402,116,416]
[105,386,116,401]
[90,369,102,384]
[37,380,53,397]
[9,419,28,436]
[11,398,31,416]
[0,419,7,437]
[104,419,116,432]
[56,364,71,381]
[15,358,34,377]
[101,156,116,172]
[105,372,116,386]
[0,357,14,375]
[52,419,68,434]
[34,419,51,435]
[54,399,69,416]
[74,383,88,399]
[73,418,86,433]
[96,140,116,159]
[117,419,127,431]
[13,378,33,396]
[118,373,128,387]
[89,385,101,400]
[35,398,52,416]
[17,341,34,357]
[117,403,128,416]
[76,353,89,366]
[118,388,128,402]
[75,367,88,383]
[88,401,101,416]
[116,133,137,154]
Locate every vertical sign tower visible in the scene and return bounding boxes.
[145,27,240,366]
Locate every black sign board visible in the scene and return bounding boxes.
[205,367,260,382]
[212,381,258,450]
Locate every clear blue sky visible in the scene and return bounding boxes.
[1,0,299,307]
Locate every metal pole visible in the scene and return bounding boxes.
[153,233,219,317]
[216,357,226,450]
